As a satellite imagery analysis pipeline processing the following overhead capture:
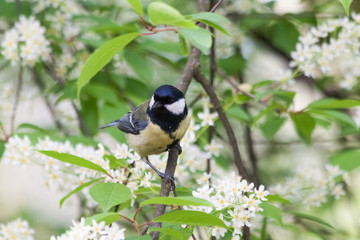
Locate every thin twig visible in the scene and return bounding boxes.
[239,67,260,187]
[216,69,268,105]
[210,0,224,12]
[193,64,250,181]
[207,25,217,179]
[43,63,92,137]
[30,67,65,133]
[141,27,181,36]
[10,65,23,133]
[244,111,260,187]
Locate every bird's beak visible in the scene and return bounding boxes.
[152,101,163,109]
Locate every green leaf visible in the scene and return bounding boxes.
[178,28,212,54]
[153,210,227,228]
[128,0,143,16]
[252,104,276,127]
[60,178,103,208]
[39,151,108,175]
[147,2,196,28]
[308,98,360,109]
[338,0,353,15]
[308,109,357,128]
[126,236,151,240]
[270,20,299,55]
[17,123,46,133]
[89,183,131,212]
[148,227,183,240]
[260,117,286,140]
[140,197,214,207]
[252,80,276,89]
[267,194,291,204]
[217,55,247,76]
[273,91,296,107]
[178,34,189,55]
[80,95,98,136]
[292,212,334,229]
[190,12,230,36]
[77,32,139,98]
[0,1,32,20]
[84,84,121,106]
[85,212,122,225]
[290,112,315,144]
[0,141,5,160]
[259,202,282,225]
[100,102,128,143]
[124,49,153,83]
[227,106,251,123]
[330,149,360,172]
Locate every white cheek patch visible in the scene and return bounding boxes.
[149,96,155,109]
[165,98,186,115]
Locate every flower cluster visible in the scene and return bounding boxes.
[2,135,109,207]
[0,218,35,240]
[290,13,360,89]
[50,218,125,240]
[187,172,269,239]
[1,15,50,66]
[270,164,349,208]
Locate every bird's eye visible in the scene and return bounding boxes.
[167,98,175,104]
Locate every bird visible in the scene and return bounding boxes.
[100,85,191,182]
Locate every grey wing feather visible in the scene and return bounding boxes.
[100,101,149,135]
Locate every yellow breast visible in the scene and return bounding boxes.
[126,114,191,157]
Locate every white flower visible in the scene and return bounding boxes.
[198,107,218,127]
[192,184,213,200]
[0,218,35,240]
[1,15,51,66]
[140,172,153,188]
[211,214,229,238]
[331,184,345,199]
[291,14,360,89]
[255,185,269,201]
[100,224,125,240]
[89,220,106,239]
[242,194,261,212]
[196,172,211,185]
[239,179,254,193]
[111,143,133,160]
[204,140,222,157]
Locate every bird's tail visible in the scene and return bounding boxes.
[99,120,120,129]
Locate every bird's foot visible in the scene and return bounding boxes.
[158,172,175,183]
[144,157,175,188]
[167,141,182,154]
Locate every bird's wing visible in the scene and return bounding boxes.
[116,100,149,135]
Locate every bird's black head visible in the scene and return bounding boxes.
[147,85,188,133]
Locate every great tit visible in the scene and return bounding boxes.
[100,85,191,181]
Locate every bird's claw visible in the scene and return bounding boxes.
[158,172,175,188]
[167,142,182,154]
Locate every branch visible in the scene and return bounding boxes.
[176,46,202,93]
[193,64,250,181]
[151,0,216,239]
[176,0,212,93]
[150,147,180,239]
[151,0,228,238]
[10,64,23,133]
